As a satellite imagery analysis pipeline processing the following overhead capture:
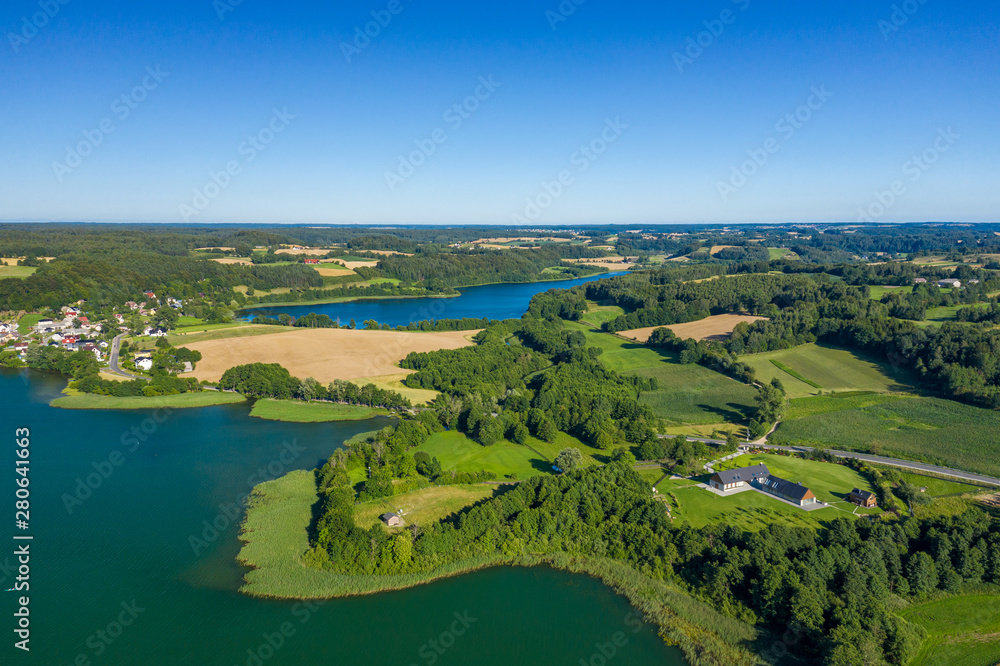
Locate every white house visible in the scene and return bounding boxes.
[938,279,962,289]
[136,358,154,371]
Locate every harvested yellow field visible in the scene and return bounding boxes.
[275,247,330,256]
[566,257,634,270]
[341,260,379,270]
[620,314,767,343]
[211,257,253,265]
[709,245,738,255]
[181,327,479,383]
[195,246,234,251]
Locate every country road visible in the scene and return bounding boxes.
[108,333,140,379]
[748,443,1000,487]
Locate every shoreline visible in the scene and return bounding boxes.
[235,470,764,666]
[241,269,617,311]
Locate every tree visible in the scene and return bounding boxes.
[907,552,938,595]
[554,447,583,473]
[753,383,786,423]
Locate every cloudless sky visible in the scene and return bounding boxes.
[1,0,998,225]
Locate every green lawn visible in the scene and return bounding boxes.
[741,343,914,398]
[51,391,246,410]
[900,592,1000,666]
[767,248,794,260]
[0,265,37,279]
[654,477,842,530]
[249,399,387,423]
[353,484,496,530]
[563,321,757,425]
[175,316,207,327]
[413,430,550,479]
[523,431,606,468]
[18,313,45,334]
[777,396,1000,478]
[714,453,879,506]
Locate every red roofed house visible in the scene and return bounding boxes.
[304,258,320,265]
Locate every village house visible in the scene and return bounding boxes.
[938,278,962,289]
[136,358,153,371]
[848,488,878,508]
[913,277,927,284]
[709,463,819,507]
[304,258,320,265]
[380,512,402,527]
[709,464,770,491]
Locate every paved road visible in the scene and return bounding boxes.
[746,443,1000,487]
[108,334,139,379]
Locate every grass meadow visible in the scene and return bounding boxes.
[899,591,1000,666]
[51,390,246,410]
[249,398,386,423]
[741,343,914,398]
[413,430,551,479]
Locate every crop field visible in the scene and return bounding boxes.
[620,314,766,343]
[777,396,1000,478]
[563,322,757,425]
[413,431,549,479]
[354,485,496,530]
[179,327,477,383]
[248,399,385,423]
[714,453,879,505]
[313,265,356,277]
[900,593,1000,666]
[350,372,440,405]
[741,344,914,398]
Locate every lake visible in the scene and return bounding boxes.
[0,369,684,665]
[242,272,629,326]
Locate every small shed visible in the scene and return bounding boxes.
[848,488,877,508]
[380,512,402,527]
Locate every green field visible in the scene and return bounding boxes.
[18,313,45,334]
[913,303,989,327]
[563,321,757,425]
[714,453,879,506]
[249,399,387,423]
[767,248,795,260]
[777,396,1000,478]
[522,431,606,468]
[175,316,207,327]
[867,285,914,300]
[168,323,291,345]
[896,472,983,497]
[900,592,1000,666]
[413,430,551,479]
[0,265,37,279]
[353,484,496,529]
[579,301,625,328]
[742,344,914,398]
[51,391,246,410]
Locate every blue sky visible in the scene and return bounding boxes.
[1,0,997,225]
